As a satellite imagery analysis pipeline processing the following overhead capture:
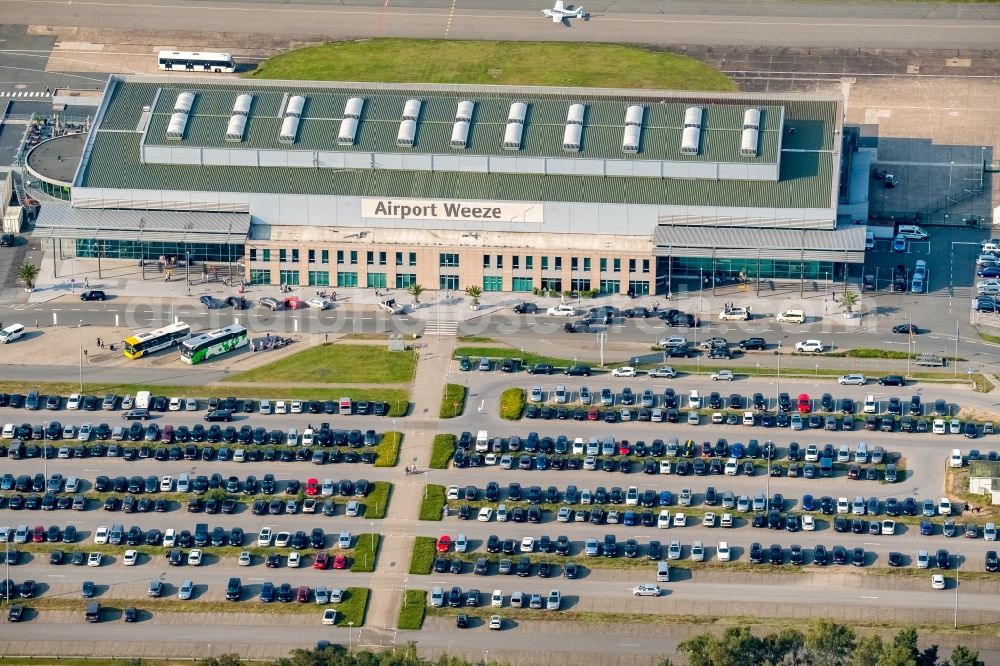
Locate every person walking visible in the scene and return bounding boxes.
[84,278,89,288]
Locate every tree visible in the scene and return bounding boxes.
[464,285,483,306]
[407,283,424,304]
[837,290,860,316]
[948,645,983,666]
[17,263,39,290]
[852,634,886,666]
[891,627,920,664]
[763,628,805,665]
[805,620,856,666]
[877,643,918,666]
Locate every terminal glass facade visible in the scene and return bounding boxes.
[666,257,840,281]
[74,239,244,263]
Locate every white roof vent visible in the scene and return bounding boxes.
[450,120,471,149]
[508,102,527,124]
[456,100,475,123]
[684,106,703,128]
[402,99,422,121]
[562,123,583,152]
[166,112,189,140]
[625,105,644,127]
[566,103,585,125]
[232,94,253,117]
[338,117,359,146]
[680,106,703,155]
[397,119,417,147]
[743,107,761,130]
[622,124,641,154]
[279,115,300,144]
[503,121,524,150]
[225,114,248,143]
[741,127,759,157]
[286,95,306,118]
[344,97,365,120]
[173,91,195,114]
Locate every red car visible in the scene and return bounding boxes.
[296,585,311,603]
[305,478,319,496]
[313,551,330,570]
[283,296,303,310]
[618,441,630,456]
[587,409,600,421]
[160,424,174,443]
[436,535,451,553]
[333,554,347,570]
[797,393,811,414]
[32,525,45,543]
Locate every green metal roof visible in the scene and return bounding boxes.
[105,80,810,163]
[80,131,833,209]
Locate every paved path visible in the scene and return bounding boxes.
[362,335,456,633]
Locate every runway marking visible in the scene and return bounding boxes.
[861,595,879,599]
[444,0,457,38]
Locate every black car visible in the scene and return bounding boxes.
[878,375,905,387]
[80,290,107,301]
[513,302,538,314]
[738,337,766,351]
[892,324,918,335]
[528,364,554,375]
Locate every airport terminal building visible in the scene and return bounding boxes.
[34,74,865,295]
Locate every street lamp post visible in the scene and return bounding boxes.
[78,320,84,391]
[775,342,782,408]
[348,621,354,651]
[954,550,960,628]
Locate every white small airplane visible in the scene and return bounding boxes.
[542,0,584,24]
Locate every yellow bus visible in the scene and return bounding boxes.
[122,322,191,359]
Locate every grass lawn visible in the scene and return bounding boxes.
[440,383,467,418]
[397,589,427,630]
[364,481,392,519]
[249,40,734,91]
[419,484,445,521]
[409,536,437,574]
[350,533,381,572]
[374,431,402,467]
[500,387,525,420]
[224,343,415,385]
[337,587,370,626]
[430,434,456,469]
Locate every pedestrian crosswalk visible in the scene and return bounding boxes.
[0,91,51,98]
[423,319,458,337]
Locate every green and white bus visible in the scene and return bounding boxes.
[180,324,249,365]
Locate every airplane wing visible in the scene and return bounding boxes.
[553,0,565,10]
[552,13,562,22]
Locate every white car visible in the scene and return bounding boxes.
[881,520,896,535]
[274,531,291,547]
[691,541,705,562]
[939,498,952,515]
[838,374,866,386]
[87,552,103,567]
[238,551,252,566]
[917,550,930,569]
[94,526,109,544]
[611,366,636,377]
[257,527,273,547]
[308,298,333,310]
[660,335,688,348]
[455,534,468,553]
[122,550,138,566]
[274,400,287,414]
[546,304,577,316]
[77,423,93,441]
[933,419,947,435]
[673,513,687,527]
[446,485,461,500]
[719,306,749,321]
[949,449,964,468]
[931,574,946,590]
[688,390,701,409]
[496,504,508,522]
[724,458,738,475]
[491,589,504,607]
[863,395,877,414]
[717,541,731,562]
[801,516,815,531]
[836,497,849,514]
[322,609,338,625]
[288,552,301,568]
[168,397,183,411]
[648,366,677,378]
[529,387,543,403]
[795,340,824,353]
[338,531,352,549]
[776,309,806,324]
[290,400,303,414]
[950,419,962,434]
[0,423,14,438]
[743,411,755,426]
[657,510,671,528]
[185,397,198,411]
[702,512,717,527]
[720,513,733,528]
[188,549,203,566]
[711,370,734,381]
[632,584,662,597]
[687,411,700,425]
[557,507,573,522]
[67,393,81,410]
[804,444,819,462]
[489,615,503,630]
[520,538,535,553]
[478,507,494,522]
[160,475,174,492]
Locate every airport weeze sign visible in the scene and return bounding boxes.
[362,198,543,223]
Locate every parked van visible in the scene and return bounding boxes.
[339,397,352,415]
[476,430,489,453]
[0,323,25,344]
[134,391,152,409]
[85,601,101,622]
[656,561,670,582]
[897,225,929,240]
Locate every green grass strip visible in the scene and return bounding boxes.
[364,481,391,519]
[409,536,437,575]
[500,387,525,420]
[419,484,445,521]
[397,589,427,630]
[374,431,402,467]
[440,383,467,418]
[430,434,457,469]
[350,533,381,572]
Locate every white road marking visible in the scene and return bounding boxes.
[861,595,879,599]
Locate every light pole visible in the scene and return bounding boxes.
[78,320,84,391]
[954,550,960,628]
[348,621,354,651]
[775,341,782,409]
[906,316,912,378]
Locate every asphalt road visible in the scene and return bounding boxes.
[2,0,1000,50]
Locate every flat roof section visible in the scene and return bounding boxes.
[25,132,87,187]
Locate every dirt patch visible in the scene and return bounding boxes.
[957,406,1000,422]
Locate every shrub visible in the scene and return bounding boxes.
[439,384,467,418]
[350,533,381,572]
[500,387,525,420]
[397,589,427,629]
[430,434,456,469]
[364,481,391,519]
[409,536,437,574]
[419,484,445,521]
[374,432,402,467]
